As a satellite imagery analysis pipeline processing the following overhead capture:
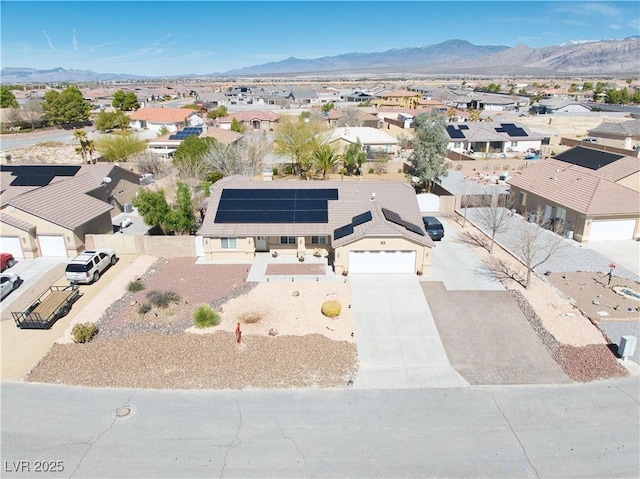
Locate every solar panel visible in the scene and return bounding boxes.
[381,208,425,236]
[446,125,466,139]
[459,124,469,130]
[4,165,81,187]
[168,135,180,140]
[495,123,527,137]
[333,224,354,240]
[352,211,373,227]
[11,175,55,187]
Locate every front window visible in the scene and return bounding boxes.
[510,141,518,147]
[453,142,462,149]
[311,236,328,245]
[221,237,237,249]
[280,236,296,244]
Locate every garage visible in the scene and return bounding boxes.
[349,250,416,274]
[589,219,636,241]
[0,236,24,259]
[37,235,67,257]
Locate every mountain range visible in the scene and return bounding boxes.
[2,37,638,83]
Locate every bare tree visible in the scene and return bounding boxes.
[133,151,171,177]
[457,176,481,228]
[337,108,363,127]
[513,207,567,289]
[6,107,22,129]
[474,193,513,253]
[202,136,266,177]
[23,98,44,130]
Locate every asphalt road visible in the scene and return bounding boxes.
[1,379,638,478]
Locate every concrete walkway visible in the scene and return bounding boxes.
[349,274,469,389]
[247,252,338,282]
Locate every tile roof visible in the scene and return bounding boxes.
[0,212,36,233]
[507,158,640,216]
[129,107,200,123]
[324,127,398,146]
[592,155,640,182]
[588,119,640,137]
[444,121,544,142]
[200,176,432,248]
[8,171,114,229]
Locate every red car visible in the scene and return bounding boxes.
[1,253,16,272]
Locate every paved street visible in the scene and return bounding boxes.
[1,379,638,478]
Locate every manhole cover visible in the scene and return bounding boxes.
[111,404,137,420]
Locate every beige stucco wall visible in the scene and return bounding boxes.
[88,234,198,257]
[204,236,255,260]
[334,236,430,275]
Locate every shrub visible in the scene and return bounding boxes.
[239,312,262,324]
[283,164,293,175]
[138,303,152,315]
[368,167,375,174]
[72,322,98,343]
[321,300,342,318]
[271,166,278,175]
[146,290,180,309]
[127,280,145,293]
[193,305,220,328]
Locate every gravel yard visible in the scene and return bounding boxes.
[27,258,357,389]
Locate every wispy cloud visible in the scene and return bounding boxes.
[72,29,78,51]
[42,30,55,50]
[554,2,621,19]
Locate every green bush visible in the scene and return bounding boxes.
[146,290,180,309]
[193,305,220,328]
[368,167,375,174]
[138,303,152,315]
[321,300,342,318]
[283,164,293,175]
[127,280,145,293]
[271,166,278,175]
[72,322,98,343]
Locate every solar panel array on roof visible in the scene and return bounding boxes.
[459,124,469,130]
[555,146,624,170]
[333,210,373,241]
[446,125,466,139]
[168,126,202,141]
[495,123,527,137]
[381,208,425,236]
[214,188,338,224]
[1,165,81,187]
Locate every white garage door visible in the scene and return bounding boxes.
[38,235,67,257]
[589,220,636,242]
[349,250,416,274]
[0,236,24,258]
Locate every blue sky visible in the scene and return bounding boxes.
[1,1,638,76]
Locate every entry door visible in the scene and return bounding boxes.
[256,236,267,252]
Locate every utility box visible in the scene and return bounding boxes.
[619,336,637,360]
[124,203,133,213]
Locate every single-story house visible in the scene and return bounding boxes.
[215,110,280,131]
[147,124,243,158]
[324,109,382,128]
[444,121,544,155]
[587,119,640,152]
[507,147,640,242]
[323,127,399,157]
[199,175,434,274]
[529,99,592,115]
[1,164,141,258]
[129,107,203,133]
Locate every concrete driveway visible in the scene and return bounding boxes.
[0,257,67,310]
[583,240,640,277]
[349,274,468,389]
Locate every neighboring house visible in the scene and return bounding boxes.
[465,93,520,112]
[324,108,382,128]
[372,90,422,109]
[444,121,544,155]
[147,124,243,158]
[129,107,203,133]
[587,119,640,152]
[507,147,640,242]
[342,91,376,103]
[529,99,592,114]
[199,175,434,275]
[216,110,280,131]
[0,164,141,258]
[323,127,399,156]
[286,89,319,104]
[197,92,230,109]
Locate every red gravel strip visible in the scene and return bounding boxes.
[555,344,628,382]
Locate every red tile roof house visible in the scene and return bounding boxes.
[129,107,204,134]
[507,147,640,242]
[215,110,280,132]
[199,175,434,275]
[147,124,243,159]
[0,164,141,258]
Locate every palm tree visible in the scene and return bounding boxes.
[468,108,481,122]
[85,139,97,164]
[73,129,90,163]
[313,144,340,180]
[342,141,366,175]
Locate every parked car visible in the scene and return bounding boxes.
[422,216,445,241]
[1,273,21,300]
[65,249,117,284]
[583,137,598,144]
[1,253,16,272]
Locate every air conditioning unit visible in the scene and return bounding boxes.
[124,203,133,213]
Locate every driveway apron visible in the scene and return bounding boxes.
[349,274,469,389]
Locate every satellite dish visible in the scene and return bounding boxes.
[411,176,420,184]
[102,177,112,184]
